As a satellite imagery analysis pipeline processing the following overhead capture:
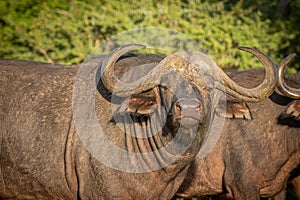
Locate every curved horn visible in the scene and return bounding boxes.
[277,53,300,99]
[101,44,169,96]
[101,44,145,94]
[216,47,278,102]
[102,45,278,102]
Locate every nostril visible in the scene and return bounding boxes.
[196,103,202,111]
[190,100,202,110]
[175,102,182,111]
[194,102,201,109]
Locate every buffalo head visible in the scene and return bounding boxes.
[98,44,278,166]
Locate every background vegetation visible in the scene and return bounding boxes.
[0,0,299,71]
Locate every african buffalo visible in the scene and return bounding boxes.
[175,55,300,200]
[0,44,277,199]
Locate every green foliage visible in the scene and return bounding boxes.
[0,0,299,71]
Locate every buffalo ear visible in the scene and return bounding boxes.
[216,100,252,120]
[119,88,160,115]
[278,100,300,126]
[283,100,300,120]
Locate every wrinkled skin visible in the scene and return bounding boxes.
[175,69,300,200]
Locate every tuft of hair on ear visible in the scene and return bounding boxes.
[216,100,252,120]
[118,88,161,116]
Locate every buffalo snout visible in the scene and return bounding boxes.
[173,98,204,128]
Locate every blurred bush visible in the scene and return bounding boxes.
[0,0,299,71]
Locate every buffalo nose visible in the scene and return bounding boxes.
[174,98,203,129]
[175,98,202,111]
